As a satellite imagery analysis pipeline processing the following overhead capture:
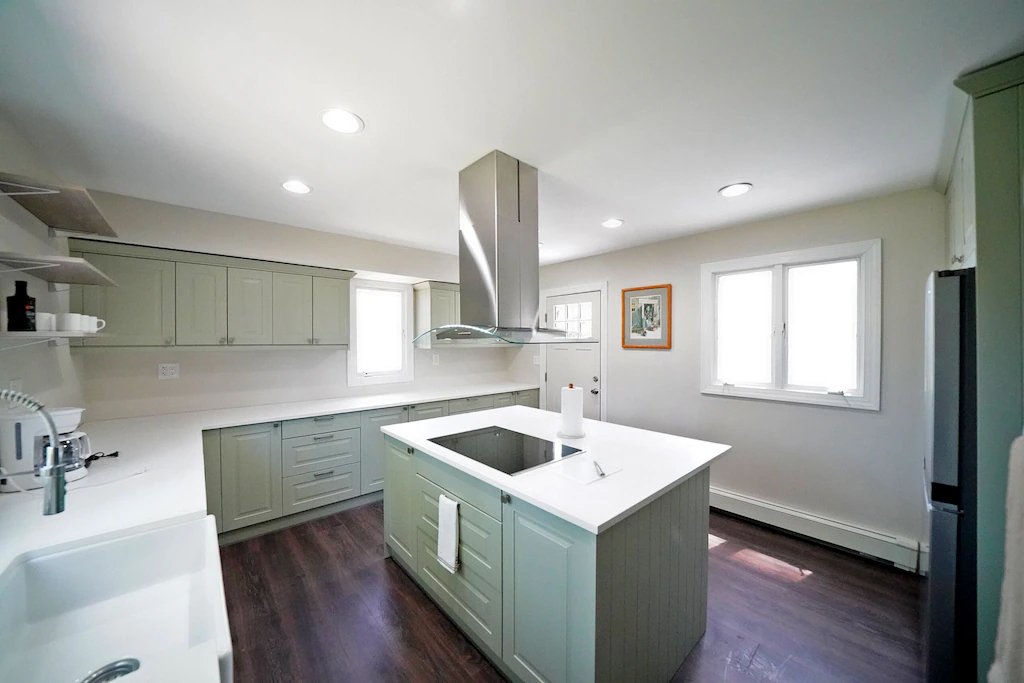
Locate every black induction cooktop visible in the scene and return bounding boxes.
[429,426,582,475]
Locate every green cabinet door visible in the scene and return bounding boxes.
[502,496,596,683]
[383,438,416,567]
[220,422,283,532]
[227,268,273,345]
[360,406,408,493]
[81,253,175,346]
[409,401,449,421]
[312,276,349,345]
[272,272,313,345]
[176,262,228,345]
[515,389,540,408]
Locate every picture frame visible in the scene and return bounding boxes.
[622,284,672,349]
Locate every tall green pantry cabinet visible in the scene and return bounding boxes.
[954,53,1024,682]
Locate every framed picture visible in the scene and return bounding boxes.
[622,284,672,349]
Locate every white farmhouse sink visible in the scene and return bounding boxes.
[0,515,231,682]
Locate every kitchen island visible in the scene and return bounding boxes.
[382,405,730,683]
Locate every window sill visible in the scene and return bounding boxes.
[700,383,879,411]
[348,371,414,387]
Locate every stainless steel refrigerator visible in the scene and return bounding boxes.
[924,268,977,682]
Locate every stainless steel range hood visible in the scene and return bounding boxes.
[415,150,588,345]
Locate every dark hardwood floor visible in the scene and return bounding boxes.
[220,502,925,683]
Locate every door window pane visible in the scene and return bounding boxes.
[355,288,404,374]
[786,260,858,390]
[716,270,773,385]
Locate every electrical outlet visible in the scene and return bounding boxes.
[8,379,23,393]
[157,363,180,380]
[533,355,541,366]
[432,353,440,367]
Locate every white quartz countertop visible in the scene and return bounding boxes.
[382,405,731,534]
[0,382,538,571]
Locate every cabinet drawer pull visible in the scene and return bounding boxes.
[313,416,334,423]
[313,470,335,478]
[313,434,335,441]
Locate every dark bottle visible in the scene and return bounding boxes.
[6,280,36,331]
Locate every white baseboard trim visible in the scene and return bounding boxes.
[710,486,927,574]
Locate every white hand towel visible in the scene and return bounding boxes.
[989,436,1024,683]
[437,494,460,574]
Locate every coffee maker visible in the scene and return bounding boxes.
[0,407,91,493]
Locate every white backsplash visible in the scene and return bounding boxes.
[76,345,521,421]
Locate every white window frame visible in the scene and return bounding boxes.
[700,239,881,411]
[347,279,415,387]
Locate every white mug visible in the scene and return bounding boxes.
[57,313,84,332]
[36,312,56,332]
[83,316,106,333]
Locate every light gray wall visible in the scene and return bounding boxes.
[0,118,83,409]
[79,345,516,421]
[522,188,945,546]
[89,191,459,282]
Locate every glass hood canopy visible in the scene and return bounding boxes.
[412,324,598,345]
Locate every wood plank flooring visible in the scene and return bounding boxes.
[220,501,924,683]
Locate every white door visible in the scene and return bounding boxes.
[545,290,601,419]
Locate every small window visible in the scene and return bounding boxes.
[348,280,414,386]
[700,240,881,410]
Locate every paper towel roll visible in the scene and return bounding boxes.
[559,384,585,438]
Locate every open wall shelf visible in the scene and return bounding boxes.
[0,252,116,286]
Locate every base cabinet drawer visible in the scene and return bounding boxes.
[283,464,361,514]
[515,389,539,408]
[409,401,449,421]
[282,428,360,477]
[448,395,495,414]
[282,412,360,439]
[492,392,514,408]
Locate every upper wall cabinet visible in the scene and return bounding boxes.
[946,103,977,269]
[228,268,274,345]
[414,281,460,348]
[176,263,228,345]
[69,238,353,348]
[313,276,349,345]
[272,272,313,345]
[79,253,175,346]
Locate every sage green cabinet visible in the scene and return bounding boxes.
[176,263,228,345]
[282,463,360,515]
[203,430,223,533]
[384,439,416,567]
[448,395,496,414]
[312,276,349,345]
[79,253,175,346]
[515,389,540,408]
[272,272,313,345]
[413,281,459,349]
[502,496,596,683]
[409,401,449,421]
[220,422,282,532]
[360,406,409,494]
[417,473,503,658]
[227,268,273,345]
[493,393,514,408]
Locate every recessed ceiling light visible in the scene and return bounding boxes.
[282,179,311,194]
[601,218,624,229]
[321,108,365,134]
[718,182,753,198]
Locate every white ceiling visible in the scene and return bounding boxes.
[0,2,1021,265]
